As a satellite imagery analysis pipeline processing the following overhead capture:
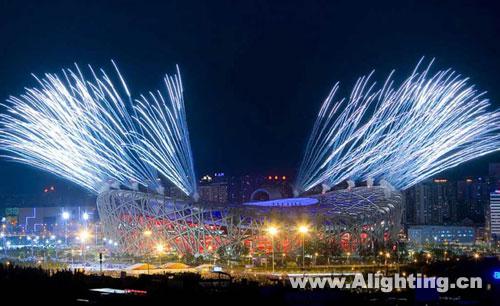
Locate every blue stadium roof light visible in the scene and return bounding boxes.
[243,197,319,207]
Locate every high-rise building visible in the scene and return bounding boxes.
[489,163,500,179]
[203,173,291,204]
[456,177,489,224]
[405,177,490,226]
[198,172,228,204]
[227,175,261,204]
[489,190,500,241]
[407,225,475,245]
[262,175,292,198]
[403,186,417,224]
[411,179,455,225]
[488,163,500,195]
[168,186,188,200]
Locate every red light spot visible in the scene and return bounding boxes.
[44,189,48,193]
[268,176,272,180]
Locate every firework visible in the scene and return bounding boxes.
[296,59,500,193]
[0,62,197,196]
[133,66,197,197]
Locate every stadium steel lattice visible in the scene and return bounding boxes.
[98,186,402,256]
[1,59,499,257]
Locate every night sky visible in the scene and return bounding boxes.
[1,0,500,198]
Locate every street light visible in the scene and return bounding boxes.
[62,211,70,220]
[297,224,309,269]
[384,252,390,266]
[143,229,152,237]
[426,252,432,264]
[156,244,164,252]
[266,225,278,273]
[143,230,153,273]
[62,211,70,245]
[78,229,90,262]
[79,229,90,242]
[473,253,480,263]
[267,226,278,236]
[156,243,165,266]
[82,212,89,221]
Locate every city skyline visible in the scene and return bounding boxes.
[0,3,499,304]
[1,161,500,201]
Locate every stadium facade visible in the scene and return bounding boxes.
[98,184,402,256]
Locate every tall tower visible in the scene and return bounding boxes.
[489,191,500,241]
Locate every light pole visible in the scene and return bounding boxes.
[208,245,215,265]
[385,252,390,274]
[143,230,152,274]
[94,223,98,247]
[156,243,165,266]
[298,225,309,269]
[266,226,278,274]
[79,229,90,262]
[62,211,70,245]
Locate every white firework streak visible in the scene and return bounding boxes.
[0,63,197,196]
[296,59,500,193]
[133,65,197,197]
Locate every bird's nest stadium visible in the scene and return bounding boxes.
[1,59,499,258]
[97,185,402,257]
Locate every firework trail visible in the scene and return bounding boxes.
[133,66,198,198]
[296,59,500,194]
[0,62,197,196]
